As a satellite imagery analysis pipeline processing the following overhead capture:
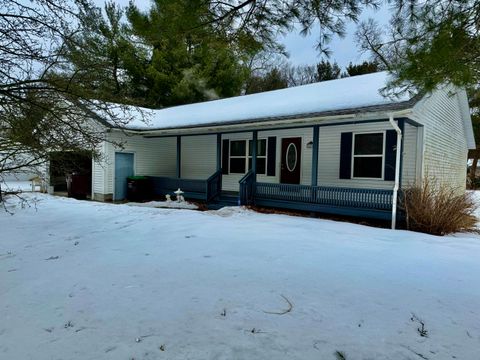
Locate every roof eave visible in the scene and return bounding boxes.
[111,98,418,135]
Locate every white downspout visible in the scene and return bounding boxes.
[389,114,402,230]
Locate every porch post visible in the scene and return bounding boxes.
[176,135,181,178]
[398,118,405,189]
[252,130,258,181]
[311,125,319,186]
[216,133,221,172]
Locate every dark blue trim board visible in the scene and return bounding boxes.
[216,133,222,172]
[398,118,405,189]
[311,125,319,186]
[176,135,181,178]
[252,130,258,181]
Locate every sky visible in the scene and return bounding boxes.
[93,0,392,70]
[281,5,391,68]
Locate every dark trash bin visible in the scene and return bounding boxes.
[127,176,152,202]
[66,173,91,200]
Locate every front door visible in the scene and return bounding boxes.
[114,152,134,201]
[280,137,301,184]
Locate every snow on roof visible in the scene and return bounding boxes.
[115,71,413,131]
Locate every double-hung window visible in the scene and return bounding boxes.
[248,139,266,174]
[229,140,247,173]
[352,132,384,179]
[229,139,267,174]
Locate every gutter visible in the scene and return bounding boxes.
[389,114,403,230]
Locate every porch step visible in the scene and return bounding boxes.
[207,193,239,210]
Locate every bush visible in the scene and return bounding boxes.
[401,180,479,236]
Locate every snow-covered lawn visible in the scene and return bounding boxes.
[126,200,199,210]
[1,194,479,360]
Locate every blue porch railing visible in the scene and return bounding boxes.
[150,170,222,201]
[239,170,255,205]
[254,182,393,219]
[206,170,222,202]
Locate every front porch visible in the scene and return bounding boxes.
[135,118,417,221]
[148,173,394,220]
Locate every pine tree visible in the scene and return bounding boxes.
[245,67,288,94]
[316,60,341,81]
[344,61,379,77]
[356,0,480,92]
[125,0,251,107]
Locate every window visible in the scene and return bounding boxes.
[352,132,384,179]
[229,140,247,173]
[248,139,266,174]
[229,139,267,174]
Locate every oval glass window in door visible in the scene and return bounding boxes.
[286,143,297,172]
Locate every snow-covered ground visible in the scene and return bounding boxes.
[126,200,198,210]
[1,194,479,360]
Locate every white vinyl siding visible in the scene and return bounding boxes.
[412,86,469,192]
[402,123,419,187]
[318,121,417,190]
[101,131,177,196]
[93,119,420,198]
[181,135,216,179]
[92,142,107,195]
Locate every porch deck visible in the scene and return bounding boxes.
[150,170,221,202]
[149,171,394,220]
[254,182,393,220]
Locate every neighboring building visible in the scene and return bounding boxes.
[0,154,47,183]
[90,72,475,226]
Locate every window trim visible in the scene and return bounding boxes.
[228,138,267,175]
[351,131,386,180]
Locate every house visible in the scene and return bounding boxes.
[90,72,475,228]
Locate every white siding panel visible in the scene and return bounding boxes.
[412,87,468,192]
[92,142,106,195]
[181,135,216,179]
[402,123,418,187]
[317,121,413,190]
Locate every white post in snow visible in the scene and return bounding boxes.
[388,114,402,230]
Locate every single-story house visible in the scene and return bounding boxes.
[91,72,475,228]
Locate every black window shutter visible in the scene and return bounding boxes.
[384,130,397,181]
[339,132,353,179]
[267,136,276,176]
[222,139,229,174]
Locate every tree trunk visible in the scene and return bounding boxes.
[468,149,480,188]
[470,156,479,188]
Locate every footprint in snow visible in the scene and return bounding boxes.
[64,321,74,329]
[105,346,116,353]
